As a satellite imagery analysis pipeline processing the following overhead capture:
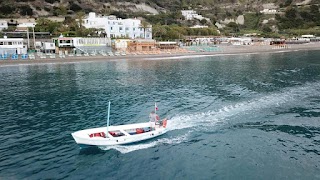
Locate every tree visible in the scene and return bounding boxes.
[54,5,67,16]
[75,11,86,37]
[152,23,167,40]
[139,20,150,39]
[35,18,62,34]
[227,22,240,33]
[0,3,16,15]
[200,19,208,25]
[19,5,33,16]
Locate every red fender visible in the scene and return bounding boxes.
[136,128,145,134]
[162,119,167,128]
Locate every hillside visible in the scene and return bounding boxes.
[0,0,316,18]
[0,0,319,38]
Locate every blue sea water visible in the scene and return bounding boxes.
[0,50,319,179]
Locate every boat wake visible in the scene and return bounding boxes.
[102,81,320,153]
[99,131,191,153]
[169,81,320,131]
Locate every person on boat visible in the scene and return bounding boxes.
[149,111,159,131]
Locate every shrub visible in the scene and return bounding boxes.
[0,4,16,15]
[19,5,33,16]
[70,3,82,12]
[44,0,59,4]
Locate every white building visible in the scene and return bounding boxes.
[228,37,253,45]
[0,20,8,31]
[82,12,152,39]
[301,35,315,38]
[181,10,210,22]
[0,36,27,54]
[52,36,112,54]
[190,25,209,28]
[41,42,55,53]
[260,9,277,14]
[16,22,36,31]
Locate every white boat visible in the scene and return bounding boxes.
[71,102,168,147]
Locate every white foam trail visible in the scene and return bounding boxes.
[167,82,320,131]
[100,82,320,153]
[99,132,191,154]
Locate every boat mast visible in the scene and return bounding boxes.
[107,101,111,133]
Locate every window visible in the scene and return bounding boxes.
[133,28,135,31]
[125,27,129,31]
[110,27,113,31]
[119,27,123,31]
[0,42,3,45]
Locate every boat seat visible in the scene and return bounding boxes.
[89,132,106,138]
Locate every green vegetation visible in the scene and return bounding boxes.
[19,5,33,16]
[0,0,319,39]
[0,3,16,16]
[276,5,320,30]
[152,24,219,40]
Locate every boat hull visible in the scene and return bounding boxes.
[71,121,167,146]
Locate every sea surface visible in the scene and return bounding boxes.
[0,50,319,179]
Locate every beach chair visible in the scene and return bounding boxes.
[21,54,28,60]
[1,54,8,60]
[11,54,18,60]
[50,54,56,59]
[40,54,46,59]
[28,54,35,60]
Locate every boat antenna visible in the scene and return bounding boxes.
[107,101,111,133]
[155,102,158,114]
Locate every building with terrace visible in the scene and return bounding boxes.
[52,36,112,54]
[0,36,27,55]
[0,20,8,31]
[181,10,210,22]
[82,12,152,39]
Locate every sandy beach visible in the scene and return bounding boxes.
[0,43,319,67]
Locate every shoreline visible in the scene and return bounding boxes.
[0,43,319,67]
